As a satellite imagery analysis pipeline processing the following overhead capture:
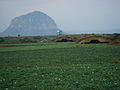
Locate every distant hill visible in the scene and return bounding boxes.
[0,11,61,36]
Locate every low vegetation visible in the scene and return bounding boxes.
[0,42,120,89]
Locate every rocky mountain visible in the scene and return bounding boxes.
[0,11,61,36]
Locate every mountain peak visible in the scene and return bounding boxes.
[27,11,46,16]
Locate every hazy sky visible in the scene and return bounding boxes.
[0,0,120,34]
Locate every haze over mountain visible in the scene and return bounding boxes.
[0,11,60,36]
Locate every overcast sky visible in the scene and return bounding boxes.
[0,0,120,34]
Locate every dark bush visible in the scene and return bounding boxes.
[0,37,5,43]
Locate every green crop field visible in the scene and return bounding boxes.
[0,42,120,90]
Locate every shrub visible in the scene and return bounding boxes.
[19,37,33,42]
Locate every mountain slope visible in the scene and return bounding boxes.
[0,11,60,36]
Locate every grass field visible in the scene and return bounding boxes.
[0,42,120,90]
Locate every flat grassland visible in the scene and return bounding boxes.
[0,42,120,90]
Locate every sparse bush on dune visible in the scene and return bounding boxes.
[76,35,111,44]
[33,36,49,42]
[53,35,77,42]
[109,34,120,45]
[112,60,120,63]
[18,37,36,43]
[33,36,41,40]
[0,34,120,44]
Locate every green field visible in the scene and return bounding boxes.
[0,42,120,90]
